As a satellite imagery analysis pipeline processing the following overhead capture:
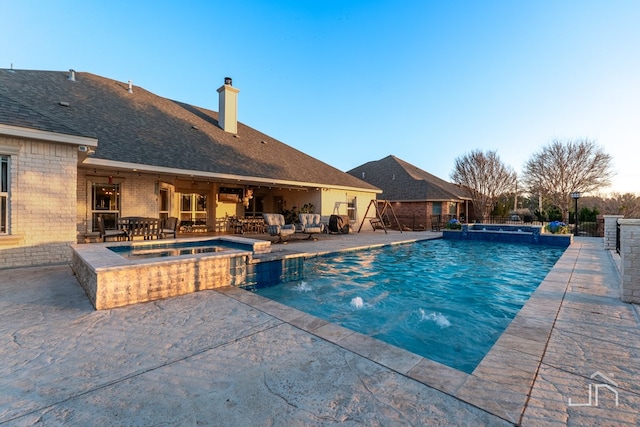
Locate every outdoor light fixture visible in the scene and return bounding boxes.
[571,191,582,235]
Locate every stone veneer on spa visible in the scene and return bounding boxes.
[71,236,303,310]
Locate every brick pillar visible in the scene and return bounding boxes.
[603,215,624,250]
[619,219,640,303]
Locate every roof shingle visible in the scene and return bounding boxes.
[347,155,470,201]
[0,69,378,191]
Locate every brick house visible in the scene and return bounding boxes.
[0,69,380,269]
[347,155,473,230]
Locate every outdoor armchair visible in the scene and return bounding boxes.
[262,213,296,243]
[298,213,325,240]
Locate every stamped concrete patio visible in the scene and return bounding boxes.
[1,233,638,426]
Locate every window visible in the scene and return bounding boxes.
[91,183,121,231]
[432,202,442,215]
[347,197,357,222]
[1,156,8,234]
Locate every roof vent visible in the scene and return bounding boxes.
[68,69,76,81]
[362,172,365,179]
[59,101,70,107]
[128,80,133,94]
[224,77,232,86]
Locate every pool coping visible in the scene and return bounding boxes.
[216,236,579,424]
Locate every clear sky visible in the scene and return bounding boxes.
[2,0,639,195]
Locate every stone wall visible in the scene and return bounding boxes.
[619,219,640,304]
[72,250,251,310]
[0,136,78,268]
[603,215,624,250]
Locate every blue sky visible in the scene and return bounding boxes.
[2,0,639,195]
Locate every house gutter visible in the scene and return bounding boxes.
[0,124,98,147]
[81,157,382,194]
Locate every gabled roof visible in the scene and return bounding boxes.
[0,69,378,192]
[347,155,471,201]
[0,92,87,137]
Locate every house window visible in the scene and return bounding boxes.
[347,197,357,222]
[1,156,9,234]
[432,202,442,215]
[91,183,121,231]
[179,193,207,228]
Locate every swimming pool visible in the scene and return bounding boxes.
[251,239,564,373]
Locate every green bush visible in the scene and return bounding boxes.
[445,219,462,230]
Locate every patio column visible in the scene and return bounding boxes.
[603,215,624,250]
[619,219,640,303]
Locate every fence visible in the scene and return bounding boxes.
[378,214,602,237]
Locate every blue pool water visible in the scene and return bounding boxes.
[108,239,250,260]
[253,239,564,373]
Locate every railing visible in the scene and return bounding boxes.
[380,214,603,236]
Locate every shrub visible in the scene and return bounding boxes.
[445,218,462,230]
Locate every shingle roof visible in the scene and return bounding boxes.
[0,92,86,137]
[0,69,378,191]
[347,155,471,201]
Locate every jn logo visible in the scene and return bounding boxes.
[568,371,619,407]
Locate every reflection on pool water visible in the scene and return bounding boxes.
[108,239,250,260]
[251,239,565,373]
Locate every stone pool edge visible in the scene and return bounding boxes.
[216,236,577,425]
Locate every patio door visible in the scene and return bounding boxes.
[179,192,207,231]
[159,187,170,221]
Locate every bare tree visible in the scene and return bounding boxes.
[450,150,516,221]
[522,138,614,222]
[602,193,640,218]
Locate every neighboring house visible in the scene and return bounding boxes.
[347,155,473,230]
[0,69,380,268]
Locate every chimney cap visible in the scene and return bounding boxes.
[224,77,232,86]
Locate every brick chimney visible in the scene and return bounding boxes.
[217,77,240,134]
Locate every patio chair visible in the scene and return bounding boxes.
[161,216,178,239]
[298,213,325,240]
[96,216,128,242]
[262,213,296,243]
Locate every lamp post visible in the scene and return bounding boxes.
[571,191,581,235]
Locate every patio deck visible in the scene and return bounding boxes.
[0,234,637,426]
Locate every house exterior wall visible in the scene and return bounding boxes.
[77,169,161,239]
[390,201,430,230]
[0,136,78,268]
[321,190,376,230]
[384,200,468,231]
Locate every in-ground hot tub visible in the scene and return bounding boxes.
[443,223,573,246]
[71,236,272,310]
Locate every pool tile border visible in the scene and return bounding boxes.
[216,238,580,424]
